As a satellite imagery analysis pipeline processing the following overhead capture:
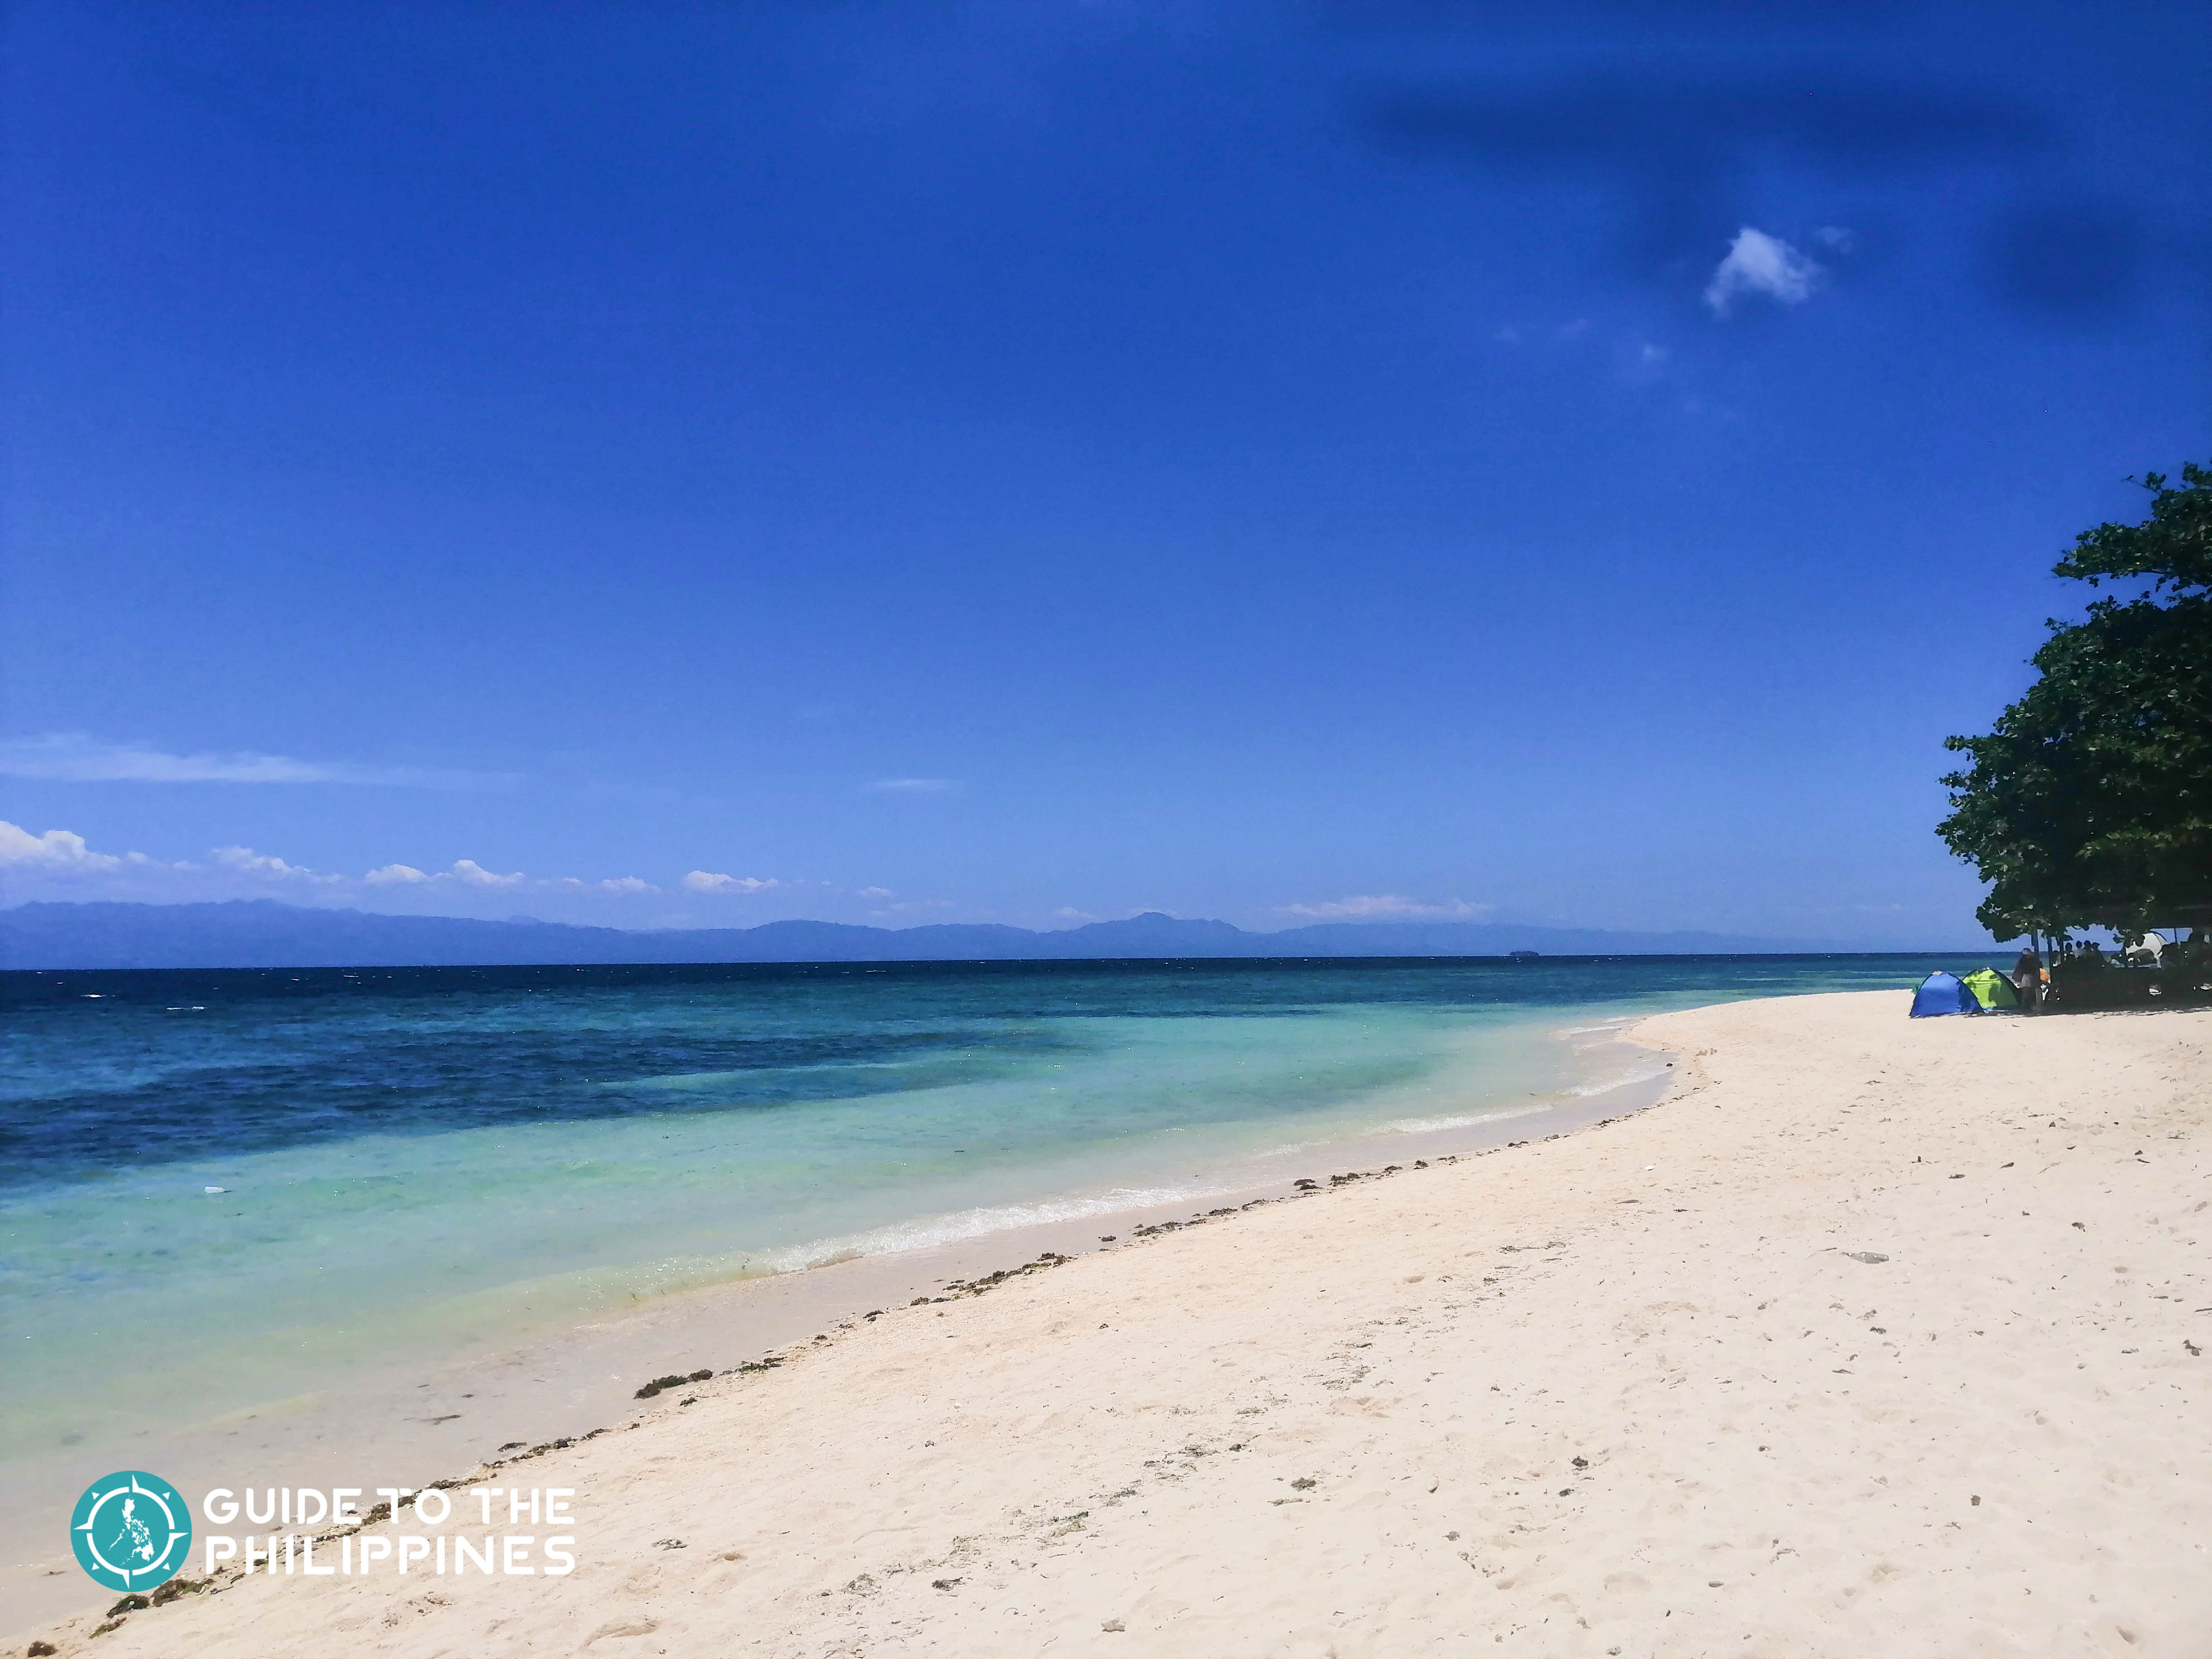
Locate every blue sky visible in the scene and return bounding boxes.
[2,0,2206,942]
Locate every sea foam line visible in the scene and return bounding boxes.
[739,1182,1228,1277]
[1377,1103,1552,1136]
[1560,1064,1672,1098]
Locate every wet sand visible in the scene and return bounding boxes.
[11,990,2209,1655]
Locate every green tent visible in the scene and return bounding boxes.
[1959,968,2020,1010]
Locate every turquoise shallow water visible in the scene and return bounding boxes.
[1,954,1967,1454]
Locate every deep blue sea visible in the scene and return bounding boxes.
[2,953,1973,1459]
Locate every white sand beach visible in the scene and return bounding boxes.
[16,989,2210,1657]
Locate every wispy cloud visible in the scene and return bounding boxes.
[855,885,896,900]
[0,733,506,788]
[1704,227,1824,317]
[683,871,782,894]
[866,778,961,794]
[866,896,955,915]
[1619,339,1672,388]
[1279,895,1493,921]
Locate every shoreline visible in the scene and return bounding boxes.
[16,988,2207,1654]
[0,1031,1675,1629]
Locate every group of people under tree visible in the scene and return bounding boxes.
[2005,932,2203,1013]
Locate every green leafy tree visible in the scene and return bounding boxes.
[1938,462,2212,940]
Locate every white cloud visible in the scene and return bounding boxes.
[855,885,896,900]
[0,822,773,913]
[867,778,960,794]
[1813,225,1856,252]
[683,871,780,894]
[1279,895,1493,921]
[211,846,341,882]
[1704,227,1824,317]
[0,732,501,788]
[0,820,123,870]
[1051,906,1099,922]
[371,860,551,889]
[451,859,527,887]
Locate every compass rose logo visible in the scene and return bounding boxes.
[70,1472,191,1593]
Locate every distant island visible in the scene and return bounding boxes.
[0,899,1977,971]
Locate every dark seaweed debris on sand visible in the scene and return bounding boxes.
[634,1367,715,1399]
[909,1251,1074,1304]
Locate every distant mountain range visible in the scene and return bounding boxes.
[0,899,1963,970]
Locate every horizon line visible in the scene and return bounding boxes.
[0,894,2006,951]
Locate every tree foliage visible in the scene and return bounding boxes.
[2051,459,2212,593]
[1938,462,2212,940]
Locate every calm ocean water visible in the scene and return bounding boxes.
[3,954,1967,1459]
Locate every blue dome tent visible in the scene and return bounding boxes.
[1909,971,1980,1017]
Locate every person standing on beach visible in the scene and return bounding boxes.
[2014,944,2044,1013]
